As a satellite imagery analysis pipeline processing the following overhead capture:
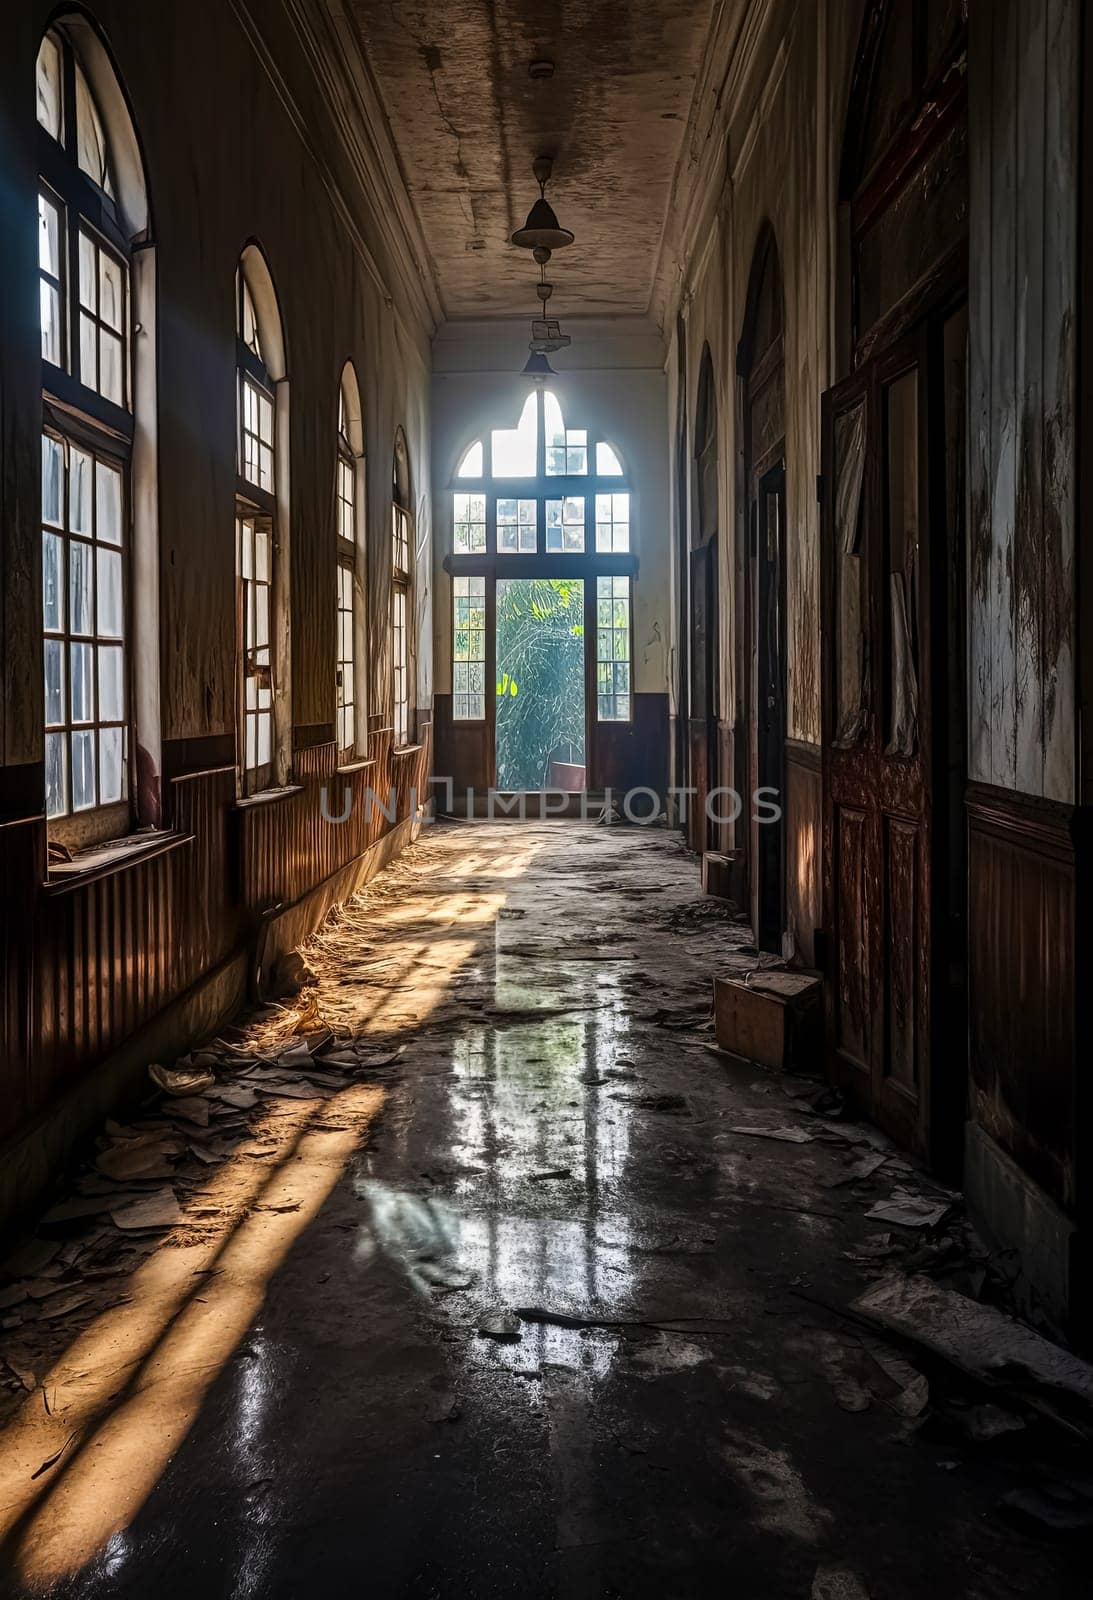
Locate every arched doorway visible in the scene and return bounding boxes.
[739,225,787,952]
[443,389,637,801]
[821,0,968,1165]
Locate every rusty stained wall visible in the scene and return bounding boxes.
[967,0,1078,804]
[346,0,717,319]
[0,0,433,783]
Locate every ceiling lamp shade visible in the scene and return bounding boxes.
[511,195,574,252]
[522,351,557,381]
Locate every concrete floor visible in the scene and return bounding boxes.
[0,820,1087,1597]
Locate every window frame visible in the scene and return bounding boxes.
[38,25,137,849]
[392,430,414,749]
[234,266,280,797]
[446,390,637,728]
[335,394,359,760]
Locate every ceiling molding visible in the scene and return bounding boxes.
[652,0,793,328]
[730,33,791,184]
[229,0,444,341]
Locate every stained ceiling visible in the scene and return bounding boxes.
[342,0,717,322]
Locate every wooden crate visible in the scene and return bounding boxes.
[713,970,822,1071]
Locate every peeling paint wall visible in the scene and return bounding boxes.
[660,0,862,955]
[967,0,1078,803]
[667,0,863,754]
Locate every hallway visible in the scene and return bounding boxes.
[0,822,1084,1597]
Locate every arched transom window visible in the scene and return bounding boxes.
[449,391,634,731]
[453,391,628,558]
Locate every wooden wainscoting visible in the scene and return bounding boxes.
[966,784,1075,1210]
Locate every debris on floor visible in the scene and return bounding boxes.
[852,1273,1093,1436]
[728,1123,814,1144]
[865,1191,950,1228]
[812,1564,872,1600]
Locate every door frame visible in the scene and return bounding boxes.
[820,291,968,1162]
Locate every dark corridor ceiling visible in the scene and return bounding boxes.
[342,0,717,321]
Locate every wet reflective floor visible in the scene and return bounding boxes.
[0,821,1087,1597]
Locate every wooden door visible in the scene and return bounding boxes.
[821,330,935,1153]
[751,463,786,951]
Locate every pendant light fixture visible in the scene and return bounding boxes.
[512,156,575,378]
[510,156,574,254]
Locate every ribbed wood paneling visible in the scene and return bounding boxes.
[1,731,431,1155]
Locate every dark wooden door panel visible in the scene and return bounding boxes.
[835,803,871,1071]
[884,815,920,1095]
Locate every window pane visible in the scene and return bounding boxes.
[100,331,123,406]
[70,542,94,635]
[458,441,483,477]
[491,393,537,476]
[98,644,124,721]
[99,727,124,803]
[595,491,630,552]
[256,526,270,582]
[42,436,64,528]
[70,450,93,534]
[38,194,60,276]
[99,252,123,332]
[596,441,624,475]
[45,733,67,818]
[40,282,61,366]
[36,35,63,140]
[454,492,486,554]
[75,65,111,193]
[97,547,123,637]
[43,532,64,631]
[596,577,631,721]
[885,368,920,757]
[79,232,97,310]
[833,402,867,746]
[241,278,261,358]
[80,313,97,391]
[452,576,486,720]
[71,729,96,811]
[71,642,94,724]
[96,462,122,545]
[44,640,65,726]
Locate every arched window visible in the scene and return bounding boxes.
[37,19,154,846]
[235,246,288,795]
[449,390,633,733]
[336,364,365,758]
[392,429,413,748]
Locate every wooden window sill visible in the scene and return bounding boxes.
[44,829,192,895]
[391,744,423,758]
[233,784,304,811]
[335,757,376,776]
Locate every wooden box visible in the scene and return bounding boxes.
[713,970,822,1071]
